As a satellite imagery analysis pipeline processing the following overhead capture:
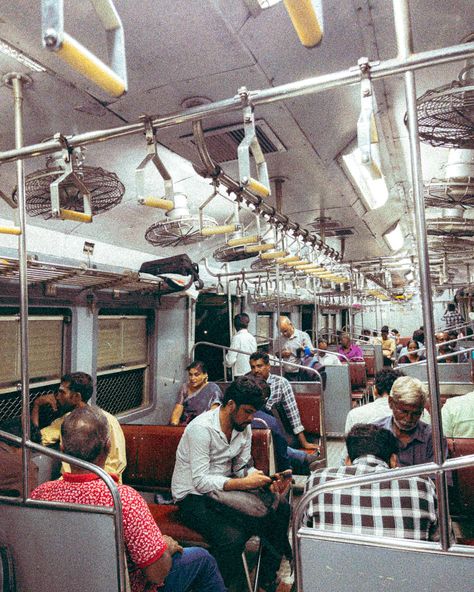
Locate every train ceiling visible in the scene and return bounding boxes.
[0,0,473,289]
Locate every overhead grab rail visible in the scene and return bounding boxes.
[50,139,92,223]
[136,117,175,211]
[357,57,382,179]
[41,0,127,98]
[237,87,271,199]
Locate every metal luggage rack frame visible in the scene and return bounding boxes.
[0,256,177,296]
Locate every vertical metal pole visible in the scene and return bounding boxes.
[6,73,31,501]
[275,264,283,376]
[393,0,449,550]
[349,272,354,338]
[225,263,234,381]
[313,278,319,347]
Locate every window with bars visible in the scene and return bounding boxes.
[97,314,150,414]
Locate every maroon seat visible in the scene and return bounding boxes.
[447,438,474,517]
[294,392,321,438]
[364,355,375,379]
[349,362,368,404]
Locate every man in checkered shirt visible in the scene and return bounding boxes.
[305,424,439,541]
[441,303,465,330]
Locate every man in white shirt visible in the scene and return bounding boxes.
[277,316,313,380]
[225,313,257,377]
[172,376,291,592]
[442,391,474,437]
[316,338,342,366]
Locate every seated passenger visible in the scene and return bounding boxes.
[316,338,341,366]
[372,376,440,467]
[0,417,41,496]
[442,390,474,437]
[31,372,126,481]
[31,406,226,592]
[337,333,364,362]
[305,424,439,541]
[295,346,326,387]
[249,351,317,450]
[169,361,222,426]
[172,376,292,591]
[251,375,319,474]
[398,340,425,364]
[380,325,396,366]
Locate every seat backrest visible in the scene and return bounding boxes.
[447,437,474,516]
[294,392,321,437]
[363,356,375,378]
[0,503,120,592]
[298,529,474,592]
[349,362,367,389]
[122,424,273,489]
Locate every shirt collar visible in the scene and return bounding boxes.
[63,472,119,483]
[379,415,430,443]
[352,455,390,469]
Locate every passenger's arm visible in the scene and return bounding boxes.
[279,380,305,435]
[223,470,272,491]
[143,549,173,587]
[31,393,58,427]
[225,335,238,367]
[298,431,318,450]
[187,425,231,492]
[169,404,184,426]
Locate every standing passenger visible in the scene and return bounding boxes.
[225,313,257,377]
[277,316,313,381]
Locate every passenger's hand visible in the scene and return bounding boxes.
[270,470,292,496]
[33,393,58,411]
[244,470,272,489]
[163,535,183,556]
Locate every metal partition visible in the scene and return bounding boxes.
[399,363,471,384]
[323,365,352,437]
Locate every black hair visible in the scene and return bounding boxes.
[61,406,109,463]
[391,329,399,334]
[222,375,266,410]
[412,329,424,344]
[374,368,405,396]
[381,325,389,333]
[249,351,270,365]
[346,424,399,464]
[186,360,208,374]
[447,303,456,312]
[0,417,42,446]
[61,372,93,403]
[247,375,271,401]
[234,313,250,331]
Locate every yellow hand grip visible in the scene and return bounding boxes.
[285,259,309,267]
[260,250,287,260]
[244,243,276,254]
[0,226,21,235]
[201,224,238,237]
[140,197,175,211]
[283,0,323,48]
[243,177,270,198]
[294,263,324,270]
[59,209,92,223]
[275,256,300,264]
[227,234,259,248]
[57,32,126,98]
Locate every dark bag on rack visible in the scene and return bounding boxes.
[139,254,203,292]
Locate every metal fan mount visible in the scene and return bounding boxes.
[426,207,474,237]
[425,177,474,208]
[12,161,124,218]
[145,214,217,247]
[413,66,474,149]
[428,235,474,252]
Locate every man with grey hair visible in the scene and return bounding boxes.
[372,376,439,467]
[31,406,226,592]
[277,316,313,381]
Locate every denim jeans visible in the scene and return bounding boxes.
[162,547,227,592]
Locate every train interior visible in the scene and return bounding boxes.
[0,1,474,591]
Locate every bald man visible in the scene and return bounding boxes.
[278,316,314,381]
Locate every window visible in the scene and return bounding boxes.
[97,314,150,415]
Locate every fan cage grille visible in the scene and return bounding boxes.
[12,165,125,218]
[145,215,217,247]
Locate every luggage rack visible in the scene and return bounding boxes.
[0,256,178,296]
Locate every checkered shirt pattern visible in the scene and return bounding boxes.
[266,374,304,434]
[305,455,438,541]
[441,310,465,329]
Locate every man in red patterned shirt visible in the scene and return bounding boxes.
[31,406,226,592]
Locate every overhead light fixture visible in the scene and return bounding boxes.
[383,221,404,252]
[0,38,46,72]
[341,144,389,210]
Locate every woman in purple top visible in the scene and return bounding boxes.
[337,333,364,362]
[169,361,222,426]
